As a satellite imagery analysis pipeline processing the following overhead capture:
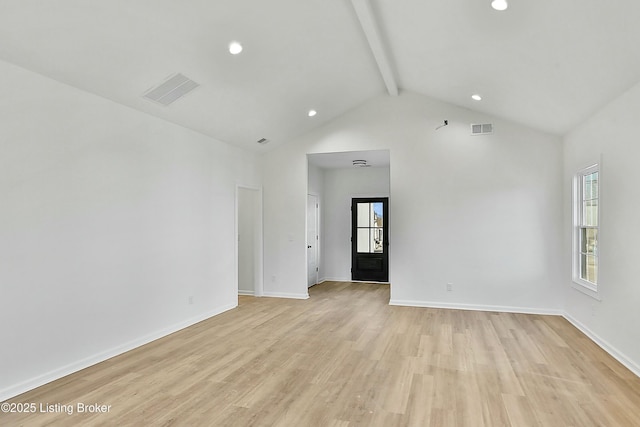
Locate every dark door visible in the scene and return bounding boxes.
[351,197,389,282]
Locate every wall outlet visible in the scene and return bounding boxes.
[271,275,276,283]
[446,283,453,292]
[188,296,194,305]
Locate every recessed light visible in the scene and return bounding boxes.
[228,41,243,55]
[308,109,317,117]
[491,0,508,11]
[472,94,482,101]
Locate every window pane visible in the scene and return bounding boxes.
[584,172,599,200]
[357,228,370,253]
[581,254,598,283]
[371,228,384,253]
[357,203,370,227]
[580,228,598,254]
[582,200,598,226]
[372,202,383,227]
[584,200,598,226]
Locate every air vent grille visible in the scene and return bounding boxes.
[257,138,269,145]
[143,73,199,106]
[471,123,493,135]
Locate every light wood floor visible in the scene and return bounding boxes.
[4,281,640,426]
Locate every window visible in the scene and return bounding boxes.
[573,164,599,294]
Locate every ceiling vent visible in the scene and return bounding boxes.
[142,73,199,106]
[352,159,370,167]
[256,138,269,145]
[471,123,493,135]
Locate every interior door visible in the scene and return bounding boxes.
[307,194,319,287]
[351,197,388,282]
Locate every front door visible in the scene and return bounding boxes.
[351,197,388,282]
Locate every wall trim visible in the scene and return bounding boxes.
[562,312,640,378]
[238,290,255,296]
[262,291,310,300]
[0,303,237,403]
[389,299,563,316]
[319,278,390,285]
[319,277,350,283]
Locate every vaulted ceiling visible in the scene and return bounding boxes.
[1,0,639,151]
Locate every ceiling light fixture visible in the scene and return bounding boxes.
[491,0,508,11]
[472,94,482,101]
[228,41,243,55]
[308,109,317,117]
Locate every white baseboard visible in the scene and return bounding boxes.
[238,290,255,296]
[562,313,640,378]
[0,303,237,403]
[262,291,309,300]
[319,278,390,285]
[389,299,563,316]
[319,277,350,283]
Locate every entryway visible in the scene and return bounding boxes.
[307,149,391,288]
[237,186,263,296]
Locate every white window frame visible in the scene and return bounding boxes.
[572,163,600,299]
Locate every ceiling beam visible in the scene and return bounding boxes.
[351,0,398,96]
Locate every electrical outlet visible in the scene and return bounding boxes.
[446,283,453,292]
[188,296,194,305]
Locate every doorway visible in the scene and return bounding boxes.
[351,197,389,282]
[237,186,263,296]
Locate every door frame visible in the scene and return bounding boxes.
[235,184,264,297]
[351,196,389,283]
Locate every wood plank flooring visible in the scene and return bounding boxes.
[3,281,640,426]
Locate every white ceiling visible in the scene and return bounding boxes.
[1,1,639,151]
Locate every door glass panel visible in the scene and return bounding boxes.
[357,229,370,253]
[372,202,383,227]
[356,202,385,253]
[372,228,384,253]
[357,203,371,227]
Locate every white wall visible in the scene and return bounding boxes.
[237,187,257,295]
[321,167,390,282]
[262,91,564,312]
[307,162,324,197]
[0,60,261,400]
[563,81,640,374]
